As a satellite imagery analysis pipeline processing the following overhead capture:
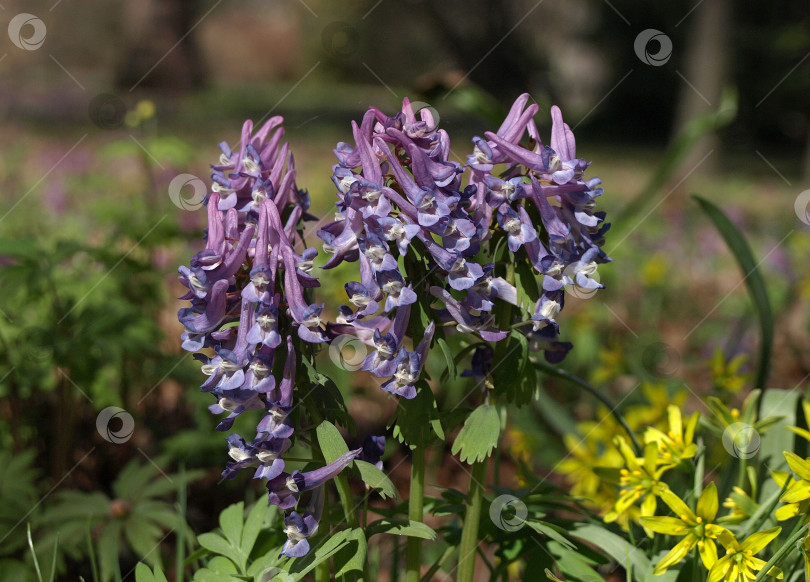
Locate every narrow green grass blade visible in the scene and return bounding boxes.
[693,195,774,390]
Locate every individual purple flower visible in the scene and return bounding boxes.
[430,287,508,342]
[359,435,386,470]
[496,206,537,253]
[267,449,362,509]
[376,269,417,312]
[380,322,434,399]
[281,511,319,558]
[221,433,291,481]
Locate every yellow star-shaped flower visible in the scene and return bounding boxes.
[642,482,728,574]
[707,527,783,582]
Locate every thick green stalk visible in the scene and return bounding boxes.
[334,473,358,528]
[457,459,487,582]
[405,445,426,582]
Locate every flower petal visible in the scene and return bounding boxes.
[697,482,720,521]
[740,527,781,554]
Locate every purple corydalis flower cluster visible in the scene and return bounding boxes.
[176,117,358,557]
[319,95,608,381]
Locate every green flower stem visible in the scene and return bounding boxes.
[532,359,642,455]
[334,473,358,528]
[406,444,426,582]
[457,459,487,582]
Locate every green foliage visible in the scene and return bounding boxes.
[389,381,444,449]
[353,461,397,500]
[451,403,501,464]
[491,331,534,406]
[194,501,277,578]
[365,518,437,540]
[694,194,774,390]
[35,457,201,582]
[0,449,41,557]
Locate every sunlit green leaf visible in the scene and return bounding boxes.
[353,460,397,499]
[451,403,500,464]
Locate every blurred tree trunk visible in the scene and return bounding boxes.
[671,0,731,176]
[115,0,207,91]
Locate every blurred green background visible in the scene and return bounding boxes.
[1,0,809,579]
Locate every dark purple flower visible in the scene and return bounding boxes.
[267,449,361,509]
[281,511,319,558]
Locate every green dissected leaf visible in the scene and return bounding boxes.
[301,359,355,432]
[436,337,457,381]
[197,533,235,559]
[365,518,437,540]
[693,195,774,390]
[98,521,122,582]
[451,403,501,464]
[569,524,651,580]
[354,460,397,499]
[334,528,366,579]
[492,331,533,405]
[241,501,270,559]
[113,458,168,502]
[134,562,169,582]
[389,381,443,449]
[192,555,240,582]
[514,259,540,310]
[124,515,164,564]
[316,420,350,464]
[219,502,245,550]
[138,469,204,501]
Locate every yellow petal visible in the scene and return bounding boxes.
[717,529,741,552]
[643,442,659,474]
[659,488,697,523]
[780,480,810,504]
[707,556,732,582]
[653,535,695,575]
[772,470,791,488]
[785,451,810,481]
[667,405,683,437]
[697,482,720,521]
[698,538,718,570]
[684,411,699,444]
[641,492,658,518]
[614,436,639,469]
[741,527,781,554]
[774,503,799,521]
[640,516,689,535]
